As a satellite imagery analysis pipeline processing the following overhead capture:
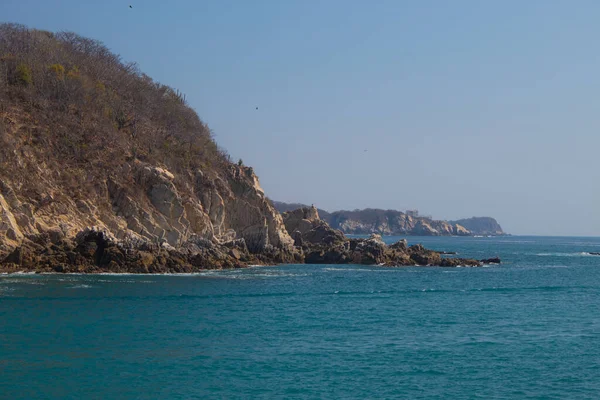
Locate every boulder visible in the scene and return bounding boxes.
[481,257,501,264]
[389,239,408,251]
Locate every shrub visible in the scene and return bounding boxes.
[66,66,80,79]
[16,63,32,86]
[48,64,65,80]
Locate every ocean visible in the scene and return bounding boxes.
[2,236,600,399]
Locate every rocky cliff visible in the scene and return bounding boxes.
[448,217,505,236]
[0,153,299,272]
[0,25,299,272]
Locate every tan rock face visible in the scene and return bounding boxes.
[453,224,470,236]
[305,207,479,237]
[281,206,321,235]
[0,155,294,259]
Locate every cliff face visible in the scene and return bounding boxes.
[0,137,296,265]
[449,217,504,236]
[328,210,471,236]
[0,110,295,257]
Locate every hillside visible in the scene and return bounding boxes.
[272,201,505,236]
[0,24,298,271]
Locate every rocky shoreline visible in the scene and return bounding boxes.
[0,207,498,273]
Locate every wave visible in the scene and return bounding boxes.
[0,271,38,275]
[323,285,600,296]
[1,285,597,302]
[0,279,46,285]
[534,252,594,257]
[323,267,398,272]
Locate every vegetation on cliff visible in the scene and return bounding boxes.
[0,23,229,185]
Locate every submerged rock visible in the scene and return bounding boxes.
[481,257,501,264]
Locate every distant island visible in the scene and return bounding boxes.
[272,201,506,236]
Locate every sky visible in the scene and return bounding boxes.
[2,0,600,236]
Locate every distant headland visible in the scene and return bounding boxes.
[271,201,506,237]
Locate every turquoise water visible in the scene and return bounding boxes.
[2,236,600,399]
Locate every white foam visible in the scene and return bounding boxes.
[534,252,593,257]
[323,267,397,272]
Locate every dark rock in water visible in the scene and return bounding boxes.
[439,258,480,267]
[1,228,254,273]
[437,251,457,255]
[481,257,501,264]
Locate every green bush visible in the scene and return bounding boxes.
[16,63,32,86]
[48,63,65,80]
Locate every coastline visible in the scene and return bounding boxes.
[1,208,501,274]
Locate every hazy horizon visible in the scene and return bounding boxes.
[3,0,600,236]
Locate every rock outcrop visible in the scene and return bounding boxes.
[281,207,485,267]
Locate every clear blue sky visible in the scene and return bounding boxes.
[3,0,600,235]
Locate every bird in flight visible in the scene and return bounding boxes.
[256,107,259,110]
[129,5,133,8]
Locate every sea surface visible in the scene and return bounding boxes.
[2,236,600,399]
